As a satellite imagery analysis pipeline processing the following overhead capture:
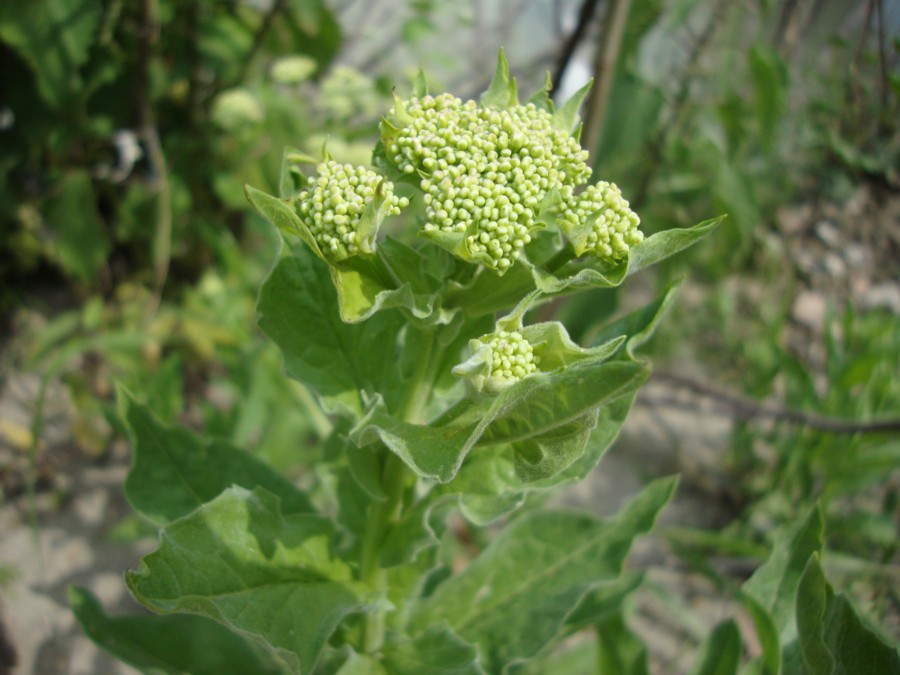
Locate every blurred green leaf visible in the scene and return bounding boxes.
[45,170,110,283]
[796,554,900,674]
[595,611,650,675]
[749,44,787,153]
[0,0,101,106]
[742,504,824,638]
[689,619,742,675]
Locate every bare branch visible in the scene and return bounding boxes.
[648,370,900,435]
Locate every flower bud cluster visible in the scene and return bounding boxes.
[483,330,540,385]
[387,94,591,271]
[559,181,643,259]
[296,161,408,259]
[320,66,383,122]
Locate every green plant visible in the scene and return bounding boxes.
[69,52,897,674]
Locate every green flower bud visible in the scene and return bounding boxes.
[270,55,317,84]
[557,181,643,259]
[211,88,264,129]
[295,161,407,262]
[320,66,383,122]
[453,329,541,393]
[382,93,591,273]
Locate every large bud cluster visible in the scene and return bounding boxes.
[483,330,540,387]
[296,161,407,261]
[386,93,591,272]
[558,181,643,259]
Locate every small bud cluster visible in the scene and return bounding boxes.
[296,161,408,259]
[387,94,591,271]
[320,66,384,122]
[211,89,264,129]
[270,55,316,85]
[484,330,540,385]
[559,182,643,259]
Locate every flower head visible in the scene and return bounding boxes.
[453,329,541,392]
[295,161,408,261]
[383,93,591,273]
[557,181,643,259]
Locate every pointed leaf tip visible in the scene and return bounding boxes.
[481,49,518,110]
[553,79,593,133]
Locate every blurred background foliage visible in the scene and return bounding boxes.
[1,0,897,671]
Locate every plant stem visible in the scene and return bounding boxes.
[359,447,407,653]
[358,325,442,653]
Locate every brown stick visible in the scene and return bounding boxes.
[551,0,603,93]
[581,0,633,155]
[649,370,900,434]
[135,0,171,316]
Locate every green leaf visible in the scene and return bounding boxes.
[526,71,554,112]
[689,619,742,675]
[333,651,388,675]
[552,80,592,134]
[413,68,429,98]
[475,361,648,449]
[379,498,453,567]
[625,216,724,276]
[795,555,835,675]
[748,44,787,153]
[352,360,648,483]
[531,217,723,298]
[127,486,381,674]
[536,392,637,487]
[564,571,645,632]
[45,170,110,283]
[437,445,527,525]
[257,238,406,416]
[120,390,312,525]
[70,587,290,675]
[328,238,450,324]
[411,477,678,671]
[740,593,780,675]
[246,186,323,255]
[507,411,599,482]
[742,504,824,639]
[480,49,518,110]
[589,279,682,358]
[795,554,900,675]
[0,0,101,106]
[279,147,320,199]
[596,612,650,675]
[447,263,536,318]
[383,625,485,675]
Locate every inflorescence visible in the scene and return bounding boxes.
[558,182,643,259]
[386,93,592,272]
[483,330,540,387]
[296,161,408,260]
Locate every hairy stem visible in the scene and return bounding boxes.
[359,447,408,653]
[358,325,443,653]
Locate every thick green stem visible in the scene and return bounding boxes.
[359,448,408,653]
[358,325,444,654]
